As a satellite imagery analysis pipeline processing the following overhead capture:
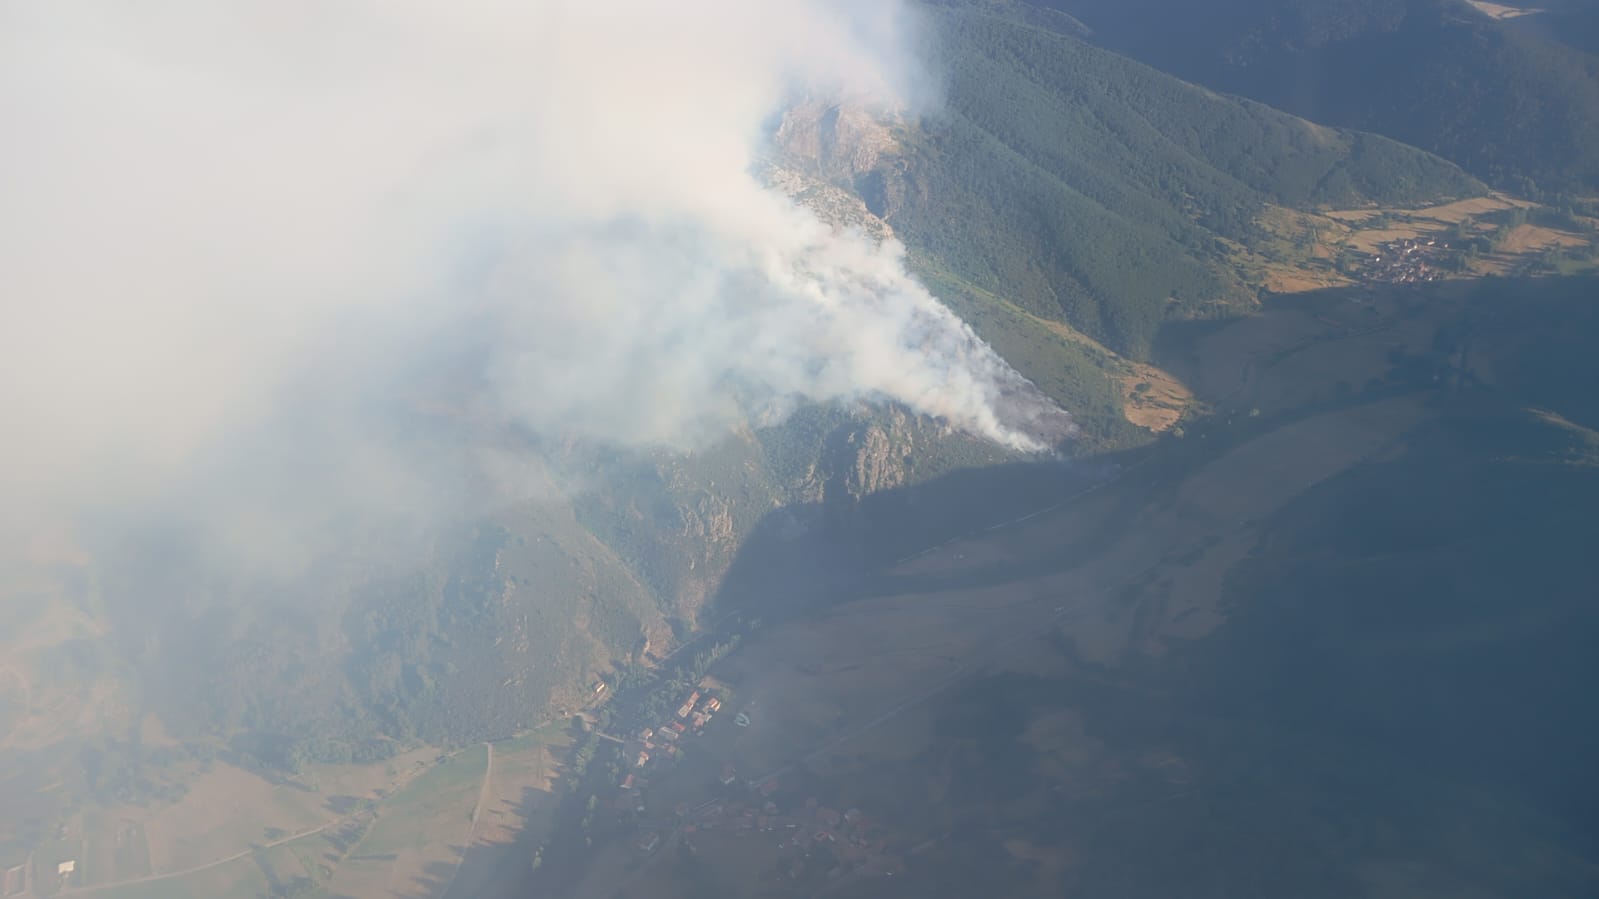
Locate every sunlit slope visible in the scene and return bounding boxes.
[1038,0,1599,195]
[856,2,1483,359]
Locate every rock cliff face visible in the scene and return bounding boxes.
[676,492,737,563]
[764,167,899,244]
[588,410,975,613]
[772,100,901,179]
[845,423,908,499]
[763,100,908,243]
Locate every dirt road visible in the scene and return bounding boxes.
[438,742,494,899]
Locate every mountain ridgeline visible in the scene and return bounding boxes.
[1035,0,1599,196]
[792,1,1483,364]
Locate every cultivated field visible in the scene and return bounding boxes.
[439,725,571,899]
[1253,192,1596,287]
[48,729,576,899]
[323,744,489,899]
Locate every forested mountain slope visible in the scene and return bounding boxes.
[1516,2,1599,56]
[1034,0,1599,195]
[826,2,1482,362]
[73,409,1016,771]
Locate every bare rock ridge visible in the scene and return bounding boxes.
[763,101,904,241]
[772,99,900,179]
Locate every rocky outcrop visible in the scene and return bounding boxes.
[845,420,910,501]
[763,167,898,243]
[773,100,901,179]
[677,491,737,569]
[763,100,912,242]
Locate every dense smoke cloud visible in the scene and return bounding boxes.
[0,0,1068,567]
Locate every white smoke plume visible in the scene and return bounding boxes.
[0,0,1069,567]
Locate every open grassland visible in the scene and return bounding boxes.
[138,745,441,876]
[68,823,335,899]
[1119,361,1195,432]
[322,744,488,899]
[439,724,571,899]
[139,765,327,875]
[48,730,578,899]
[1,723,460,894]
[1320,193,1533,226]
[358,747,488,853]
[77,859,273,899]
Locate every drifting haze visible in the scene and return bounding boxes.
[0,0,1070,568]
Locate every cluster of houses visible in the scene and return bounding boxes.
[1359,237,1451,284]
[618,689,725,791]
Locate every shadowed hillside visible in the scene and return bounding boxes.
[528,274,1599,899]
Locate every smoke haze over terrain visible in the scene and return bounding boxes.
[0,0,1070,572]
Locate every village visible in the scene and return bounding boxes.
[618,688,726,787]
[1355,236,1453,284]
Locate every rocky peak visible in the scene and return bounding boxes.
[762,101,907,243]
